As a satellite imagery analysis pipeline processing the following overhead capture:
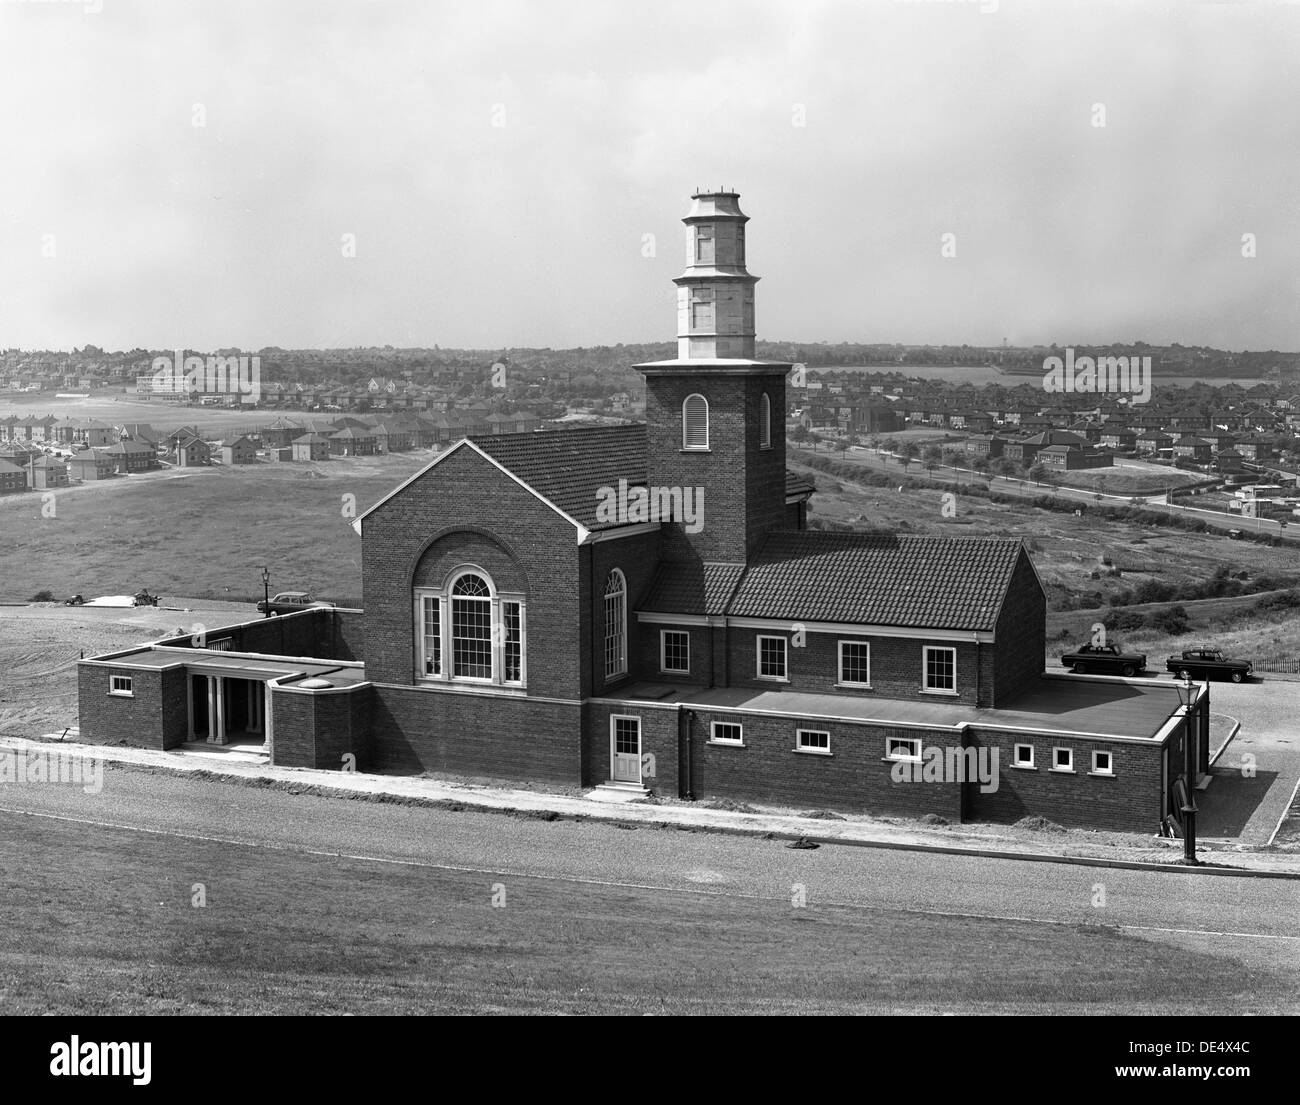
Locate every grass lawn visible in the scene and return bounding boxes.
[0,812,1289,1014]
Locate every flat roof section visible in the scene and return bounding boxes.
[83,646,366,684]
[610,675,1186,742]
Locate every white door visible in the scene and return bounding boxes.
[611,716,641,783]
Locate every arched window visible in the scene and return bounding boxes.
[604,569,627,679]
[683,394,709,450]
[416,567,526,687]
[760,392,772,448]
[451,573,492,679]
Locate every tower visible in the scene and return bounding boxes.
[637,191,791,563]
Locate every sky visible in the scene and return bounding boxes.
[1,0,1297,353]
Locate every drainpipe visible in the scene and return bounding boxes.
[974,632,982,707]
[680,706,695,800]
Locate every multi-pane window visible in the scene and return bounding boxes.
[683,394,709,450]
[604,570,627,679]
[661,630,690,674]
[422,595,441,676]
[922,646,956,693]
[796,729,830,754]
[760,392,771,448]
[887,735,921,761]
[416,570,526,687]
[710,721,744,745]
[452,574,493,679]
[503,601,523,684]
[839,641,871,686]
[109,675,133,696]
[757,635,788,680]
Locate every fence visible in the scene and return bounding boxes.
[1252,655,1300,674]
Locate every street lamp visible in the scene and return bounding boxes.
[261,566,271,618]
[1174,673,1199,865]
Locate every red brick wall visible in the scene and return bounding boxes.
[77,663,189,750]
[965,727,1164,832]
[584,700,679,792]
[585,528,663,696]
[992,549,1046,705]
[642,370,788,562]
[361,446,582,698]
[724,628,993,706]
[368,683,581,783]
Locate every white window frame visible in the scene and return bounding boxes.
[921,645,958,695]
[886,735,922,761]
[414,566,527,689]
[759,392,772,449]
[1090,750,1114,776]
[603,569,627,680]
[795,729,831,755]
[709,721,744,746]
[1013,743,1036,769]
[660,629,690,674]
[837,640,871,688]
[1051,747,1075,774]
[756,635,788,682]
[682,394,709,451]
[109,675,134,697]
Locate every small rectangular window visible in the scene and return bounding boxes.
[710,721,744,746]
[661,630,690,674]
[695,228,714,264]
[839,641,871,687]
[1052,747,1075,773]
[796,729,830,754]
[1091,750,1114,776]
[922,646,957,693]
[886,735,921,761]
[757,635,788,680]
[1013,743,1035,769]
[109,675,133,697]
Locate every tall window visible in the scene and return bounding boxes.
[416,568,526,688]
[452,574,492,679]
[923,646,957,693]
[683,394,709,450]
[760,392,772,448]
[757,635,788,680]
[604,569,627,679]
[695,227,714,264]
[838,641,870,687]
[422,595,441,676]
[690,288,714,330]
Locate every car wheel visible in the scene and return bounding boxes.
[1178,669,1191,680]
[1230,670,1243,683]
[1122,664,1136,677]
[1073,663,1086,674]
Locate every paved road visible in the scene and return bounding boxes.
[1,766,1295,964]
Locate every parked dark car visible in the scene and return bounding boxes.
[1165,647,1253,683]
[64,594,85,606]
[1061,643,1147,677]
[133,589,159,607]
[257,590,336,616]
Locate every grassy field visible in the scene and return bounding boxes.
[0,450,433,604]
[0,393,326,434]
[0,809,1290,1014]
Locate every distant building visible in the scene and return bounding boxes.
[220,436,258,465]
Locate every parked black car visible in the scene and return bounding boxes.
[1166,648,1253,683]
[1061,643,1147,677]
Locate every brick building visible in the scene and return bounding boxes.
[76,191,1206,834]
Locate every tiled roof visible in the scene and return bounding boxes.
[470,426,648,529]
[725,532,1025,631]
[641,561,746,615]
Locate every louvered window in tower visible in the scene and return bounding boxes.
[682,394,709,450]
